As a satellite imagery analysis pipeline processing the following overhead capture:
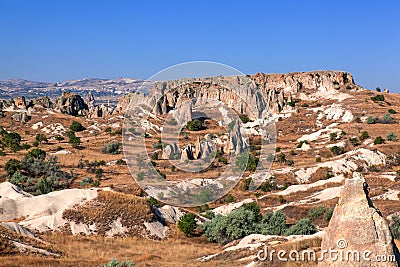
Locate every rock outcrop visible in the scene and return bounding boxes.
[31,96,53,108]
[115,71,357,119]
[227,119,248,154]
[319,173,400,266]
[14,96,26,109]
[12,112,30,123]
[54,91,88,116]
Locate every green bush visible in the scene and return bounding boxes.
[285,218,317,236]
[388,109,397,114]
[35,133,48,144]
[258,211,287,235]
[371,94,385,102]
[195,189,213,203]
[278,195,286,204]
[386,132,398,142]
[330,146,345,155]
[178,213,197,236]
[366,116,376,124]
[349,137,360,146]
[330,132,337,141]
[102,141,122,154]
[259,181,277,192]
[0,150,5,156]
[68,132,81,148]
[2,132,21,152]
[70,121,85,132]
[5,159,21,176]
[360,131,369,140]
[26,148,46,160]
[186,119,203,131]
[21,143,32,150]
[203,208,257,245]
[55,135,64,141]
[242,202,262,222]
[225,195,234,203]
[235,153,259,172]
[98,258,135,267]
[275,147,281,152]
[308,206,327,220]
[6,156,73,195]
[80,177,94,188]
[374,136,385,145]
[382,114,393,124]
[315,157,322,163]
[325,207,334,222]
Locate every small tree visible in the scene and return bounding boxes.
[386,132,398,142]
[285,218,317,236]
[186,119,203,131]
[2,132,21,152]
[330,146,345,155]
[374,136,385,145]
[366,116,376,124]
[69,132,81,148]
[382,114,393,124]
[98,258,135,267]
[5,159,21,176]
[359,131,369,140]
[178,213,197,236]
[388,109,397,114]
[102,141,122,154]
[26,148,46,160]
[35,134,48,144]
[70,121,85,132]
[325,207,334,222]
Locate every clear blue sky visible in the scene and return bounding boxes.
[1,0,399,91]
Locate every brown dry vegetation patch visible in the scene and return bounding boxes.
[62,191,154,235]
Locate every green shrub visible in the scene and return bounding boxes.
[308,206,327,220]
[35,133,48,144]
[178,213,197,236]
[80,177,94,188]
[382,114,393,124]
[388,109,397,114]
[0,150,5,156]
[316,157,322,163]
[371,94,385,102]
[374,136,385,145]
[235,153,259,172]
[259,181,277,192]
[366,116,376,124]
[26,148,46,160]
[2,132,21,152]
[330,146,345,155]
[278,195,286,204]
[186,119,203,131]
[225,195,234,203]
[349,137,360,146]
[70,121,85,132]
[203,208,257,245]
[21,143,32,150]
[242,202,262,222]
[104,127,112,133]
[360,131,369,140]
[55,135,64,141]
[330,132,337,141]
[195,189,213,203]
[5,159,21,176]
[386,132,398,142]
[241,177,252,191]
[151,152,159,160]
[102,141,122,154]
[68,132,81,148]
[325,207,334,222]
[98,258,135,267]
[285,218,317,236]
[277,153,286,163]
[258,211,287,235]
[275,147,281,152]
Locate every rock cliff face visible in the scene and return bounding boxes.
[115,71,357,119]
[54,91,89,116]
[319,173,400,266]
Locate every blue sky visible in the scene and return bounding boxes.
[0,0,399,91]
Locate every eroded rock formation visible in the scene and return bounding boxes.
[319,173,400,266]
[54,91,89,116]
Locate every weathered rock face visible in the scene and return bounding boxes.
[14,96,26,109]
[55,91,88,116]
[319,173,400,266]
[115,71,357,119]
[226,119,248,155]
[12,112,30,123]
[32,96,53,108]
[162,143,179,159]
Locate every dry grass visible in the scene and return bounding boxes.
[0,233,231,267]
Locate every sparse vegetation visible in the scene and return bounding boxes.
[178,213,197,237]
[35,133,48,144]
[330,145,345,155]
[70,121,85,132]
[386,132,398,142]
[388,108,397,114]
[371,94,385,102]
[308,206,327,220]
[98,258,135,267]
[2,132,21,152]
[102,141,122,154]
[325,207,334,222]
[360,131,369,140]
[285,218,317,236]
[186,119,204,131]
